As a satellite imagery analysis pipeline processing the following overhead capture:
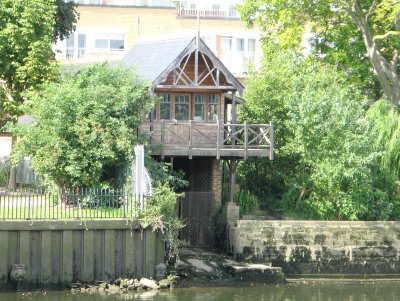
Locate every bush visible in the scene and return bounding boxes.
[0,160,10,187]
[234,190,260,216]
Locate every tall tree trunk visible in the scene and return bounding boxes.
[347,1,400,106]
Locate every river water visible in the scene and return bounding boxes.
[1,281,400,301]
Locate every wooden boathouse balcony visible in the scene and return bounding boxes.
[140,120,274,160]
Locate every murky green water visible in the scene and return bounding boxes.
[1,281,400,301]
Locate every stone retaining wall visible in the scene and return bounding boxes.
[0,220,164,290]
[229,220,400,275]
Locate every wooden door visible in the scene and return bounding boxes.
[179,192,215,248]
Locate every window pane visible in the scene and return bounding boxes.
[194,94,205,121]
[236,38,244,52]
[248,38,256,52]
[95,39,108,49]
[221,37,232,54]
[159,94,170,120]
[110,39,124,50]
[208,94,219,122]
[78,34,86,48]
[174,95,189,120]
[66,35,74,48]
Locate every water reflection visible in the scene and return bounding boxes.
[1,281,400,301]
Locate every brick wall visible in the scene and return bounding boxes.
[210,159,222,209]
[229,220,400,275]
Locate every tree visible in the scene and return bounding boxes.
[11,64,154,188]
[239,45,399,220]
[239,0,400,105]
[0,0,78,188]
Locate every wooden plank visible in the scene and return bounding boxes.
[189,120,193,159]
[104,230,115,281]
[94,230,104,280]
[41,231,52,285]
[19,231,30,282]
[62,230,73,284]
[114,230,124,279]
[124,230,135,278]
[0,232,8,284]
[156,85,237,90]
[133,230,144,277]
[82,231,94,282]
[30,231,40,284]
[72,230,82,281]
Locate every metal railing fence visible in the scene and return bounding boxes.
[0,188,149,220]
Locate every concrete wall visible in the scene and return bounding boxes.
[229,220,400,275]
[0,220,164,290]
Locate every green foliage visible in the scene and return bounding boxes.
[239,45,399,220]
[146,159,189,191]
[239,0,400,104]
[11,64,154,189]
[0,160,10,187]
[141,184,186,264]
[234,190,260,216]
[53,0,79,43]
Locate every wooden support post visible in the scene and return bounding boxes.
[244,121,248,159]
[229,160,238,203]
[189,120,193,159]
[232,92,237,146]
[161,119,165,161]
[216,119,221,159]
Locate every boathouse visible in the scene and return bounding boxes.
[123,37,273,247]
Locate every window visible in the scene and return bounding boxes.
[208,94,219,122]
[77,34,86,58]
[248,38,256,53]
[65,33,86,59]
[66,35,74,59]
[95,35,108,49]
[95,34,125,51]
[221,36,233,54]
[174,95,189,120]
[236,38,244,52]
[194,94,206,121]
[159,94,171,120]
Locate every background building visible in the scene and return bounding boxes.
[56,0,262,77]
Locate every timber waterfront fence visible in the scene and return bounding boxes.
[0,188,149,220]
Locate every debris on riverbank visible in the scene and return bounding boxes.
[70,248,285,295]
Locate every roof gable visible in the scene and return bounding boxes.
[123,37,244,95]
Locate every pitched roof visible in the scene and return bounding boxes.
[123,37,244,95]
[123,38,192,83]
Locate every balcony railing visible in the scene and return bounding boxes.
[177,7,240,19]
[141,120,274,159]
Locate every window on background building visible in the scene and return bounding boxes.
[174,95,189,120]
[110,34,125,50]
[95,34,125,51]
[248,38,256,53]
[95,35,108,49]
[77,34,86,58]
[159,93,171,120]
[208,94,219,122]
[221,36,233,54]
[66,35,74,59]
[65,33,86,59]
[194,94,206,121]
[236,38,244,52]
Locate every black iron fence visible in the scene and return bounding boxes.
[0,188,150,220]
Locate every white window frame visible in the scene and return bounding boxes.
[94,33,125,51]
